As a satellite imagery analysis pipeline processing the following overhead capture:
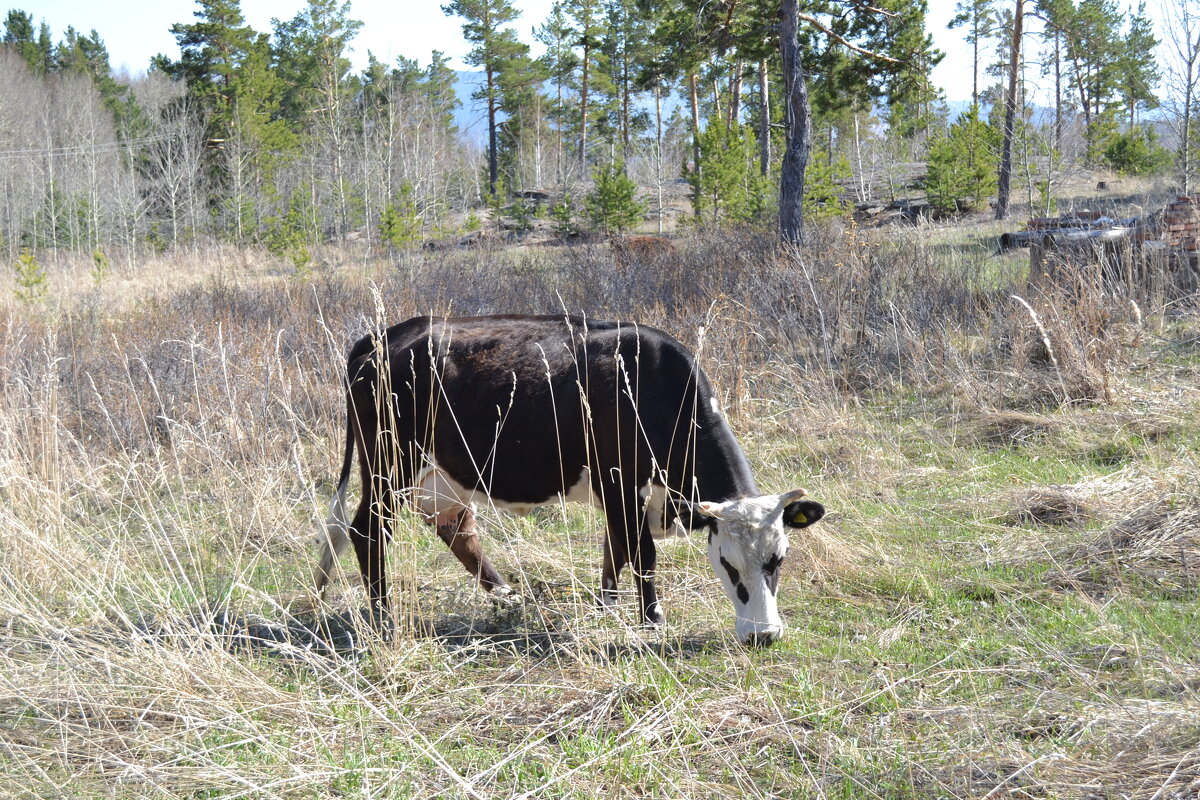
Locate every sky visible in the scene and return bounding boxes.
[16,0,1152,106]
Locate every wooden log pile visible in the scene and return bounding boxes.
[1025,210,1105,231]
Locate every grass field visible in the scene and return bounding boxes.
[1,223,1197,798]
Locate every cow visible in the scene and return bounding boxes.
[312,314,825,646]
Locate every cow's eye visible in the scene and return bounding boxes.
[763,554,784,574]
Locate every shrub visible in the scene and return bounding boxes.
[1101,127,1172,176]
[90,249,110,288]
[585,161,644,233]
[549,194,578,238]
[805,148,851,219]
[926,104,998,213]
[263,189,313,272]
[13,247,47,303]
[379,182,422,251]
[692,121,771,223]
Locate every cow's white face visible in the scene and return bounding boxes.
[697,490,824,647]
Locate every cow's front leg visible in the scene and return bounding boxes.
[630,527,663,625]
[435,507,511,595]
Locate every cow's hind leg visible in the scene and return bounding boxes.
[344,358,408,631]
[435,507,512,596]
[347,490,393,628]
[600,531,626,609]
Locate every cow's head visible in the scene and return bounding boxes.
[681,489,825,647]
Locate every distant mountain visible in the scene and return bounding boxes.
[942,98,1060,126]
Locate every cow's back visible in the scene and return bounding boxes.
[362,315,711,504]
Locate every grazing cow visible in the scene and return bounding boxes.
[313,314,824,646]
[610,235,675,272]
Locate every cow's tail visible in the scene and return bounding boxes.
[313,397,356,599]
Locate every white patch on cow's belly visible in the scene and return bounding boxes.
[640,483,689,540]
[411,462,597,518]
[710,396,721,415]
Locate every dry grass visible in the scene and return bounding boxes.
[1,226,1197,798]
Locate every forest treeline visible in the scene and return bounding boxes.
[0,0,1191,261]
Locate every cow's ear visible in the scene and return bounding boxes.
[783,500,825,528]
[674,499,719,531]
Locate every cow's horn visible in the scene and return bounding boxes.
[778,489,808,507]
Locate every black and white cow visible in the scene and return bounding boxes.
[313,314,824,646]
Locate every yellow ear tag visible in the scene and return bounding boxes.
[790,509,808,525]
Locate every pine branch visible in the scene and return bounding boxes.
[795,13,902,63]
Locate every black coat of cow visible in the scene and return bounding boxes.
[314,314,823,637]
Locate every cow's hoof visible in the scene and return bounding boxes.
[641,603,665,627]
[597,591,620,611]
[489,587,524,609]
[358,607,395,640]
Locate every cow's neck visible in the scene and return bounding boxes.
[694,415,758,501]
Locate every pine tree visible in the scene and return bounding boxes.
[424,51,461,138]
[995,0,1022,220]
[536,2,581,186]
[442,0,528,197]
[160,0,256,132]
[949,0,998,107]
[273,0,362,236]
[1049,0,1123,147]
[562,0,612,167]
[693,120,771,224]
[379,183,421,252]
[927,104,998,213]
[601,0,650,155]
[1116,2,1160,127]
[12,248,47,303]
[264,188,314,270]
[804,146,850,219]
[585,161,644,232]
[496,50,546,189]
[3,10,52,74]
[226,33,295,242]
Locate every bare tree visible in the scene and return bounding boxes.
[142,99,206,251]
[1161,0,1200,194]
[0,50,42,257]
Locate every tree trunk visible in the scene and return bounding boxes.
[728,60,743,130]
[621,51,631,154]
[1053,31,1062,153]
[1068,48,1092,139]
[689,73,701,216]
[487,66,499,195]
[655,82,664,233]
[995,0,1023,221]
[555,75,564,188]
[758,59,771,176]
[971,15,979,106]
[779,0,811,244]
[1185,63,1195,195]
[580,40,590,167]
